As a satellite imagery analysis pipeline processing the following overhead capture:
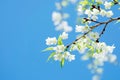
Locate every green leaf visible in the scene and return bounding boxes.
[42,47,54,52]
[47,52,56,61]
[77,44,81,50]
[87,45,94,53]
[79,0,88,6]
[58,36,63,45]
[60,58,65,68]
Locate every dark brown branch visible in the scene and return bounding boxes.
[113,0,119,5]
[84,18,101,23]
[96,23,108,42]
[66,17,120,48]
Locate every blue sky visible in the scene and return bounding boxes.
[0,0,120,80]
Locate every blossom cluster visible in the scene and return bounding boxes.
[44,0,120,80]
[78,1,114,21]
[45,32,75,66]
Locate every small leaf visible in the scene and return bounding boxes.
[47,52,56,61]
[58,36,63,45]
[60,58,65,68]
[77,44,81,50]
[42,47,54,52]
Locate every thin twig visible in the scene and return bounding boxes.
[96,23,108,42]
[84,18,101,23]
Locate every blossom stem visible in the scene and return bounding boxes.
[66,16,120,48]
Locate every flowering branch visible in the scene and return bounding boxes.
[44,0,120,80]
[66,16,120,48]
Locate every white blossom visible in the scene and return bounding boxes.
[75,25,89,33]
[70,0,77,4]
[92,75,100,80]
[91,15,98,21]
[88,32,99,40]
[64,51,71,59]
[96,68,103,74]
[55,2,61,10]
[63,13,69,19]
[46,37,57,45]
[92,8,99,16]
[54,45,65,53]
[104,1,112,9]
[85,9,92,17]
[68,54,75,62]
[64,52,75,62]
[107,45,115,53]
[52,12,62,25]
[56,21,72,32]
[61,0,68,7]
[60,32,68,40]
[54,53,64,61]
[95,0,103,4]
[77,5,84,15]
[106,11,113,17]
[100,9,106,17]
[81,55,89,60]
[108,54,117,63]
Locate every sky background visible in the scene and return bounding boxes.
[0,0,120,80]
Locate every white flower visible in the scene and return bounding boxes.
[75,25,84,32]
[107,45,115,53]
[96,68,103,74]
[100,9,106,17]
[64,51,75,62]
[56,21,72,32]
[93,53,102,59]
[92,8,99,16]
[93,59,104,66]
[108,54,117,63]
[75,25,89,33]
[92,75,100,80]
[91,15,98,21]
[70,0,77,4]
[88,64,93,69]
[52,12,62,25]
[63,13,69,19]
[88,32,99,40]
[85,9,92,17]
[106,11,113,17]
[77,5,84,15]
[54,53,64,61]
[64,51,71,59]
[104,1,112,9]
[61,0,68,7]
[70,44,78,51]
[95,42,106,50]
[55,2,61,10]
[63,25,72,32]
[46,37,57,45]
[81,55,89,60]
[68,54,75,62]
[54,45,65,53]
[95,0,103,4]
[60,32,68,40]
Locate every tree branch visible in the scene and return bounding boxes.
[96,23,108,42]
[66,17,120,48]
[84,18,101,23]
